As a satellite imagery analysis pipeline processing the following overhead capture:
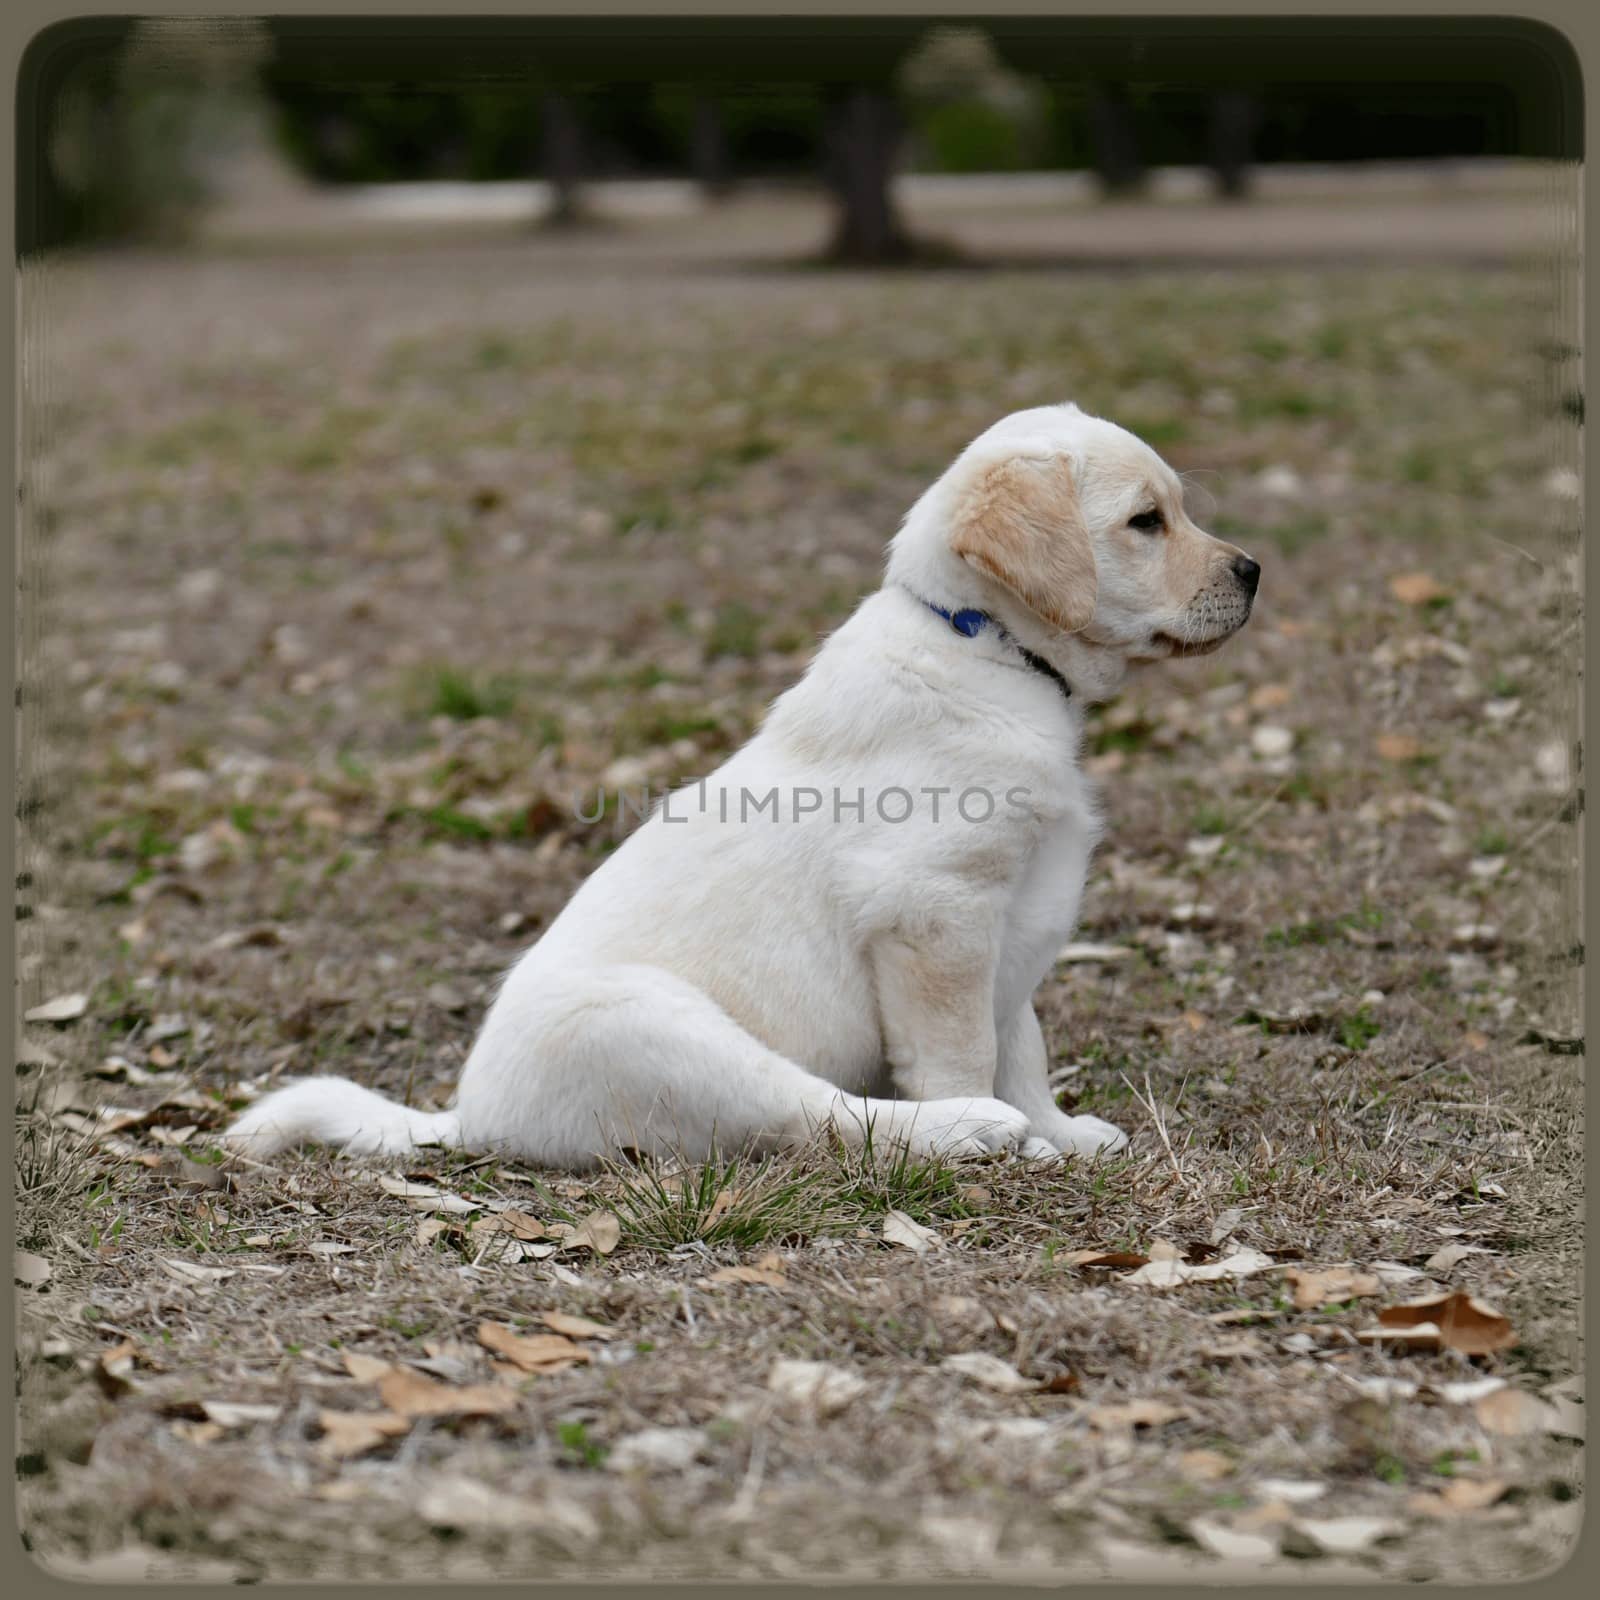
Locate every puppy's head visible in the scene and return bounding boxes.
[944,404,1259,664]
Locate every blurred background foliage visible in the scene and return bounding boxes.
[19,16,1577,252]
[40,19,269,245]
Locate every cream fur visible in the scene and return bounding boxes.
[227,404,1257,1169]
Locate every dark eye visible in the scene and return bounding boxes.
[1128,509,1164,532]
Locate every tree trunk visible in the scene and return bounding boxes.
[823,88,913,263]
[1087,85,1144,196]
[541,93,585,227]
[690,96,733,201]
[1208,92,1258,200]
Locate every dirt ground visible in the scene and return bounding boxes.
[15,181,1585,1583]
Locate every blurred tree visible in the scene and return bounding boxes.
[690,96,733,199]
[822,86,913,263]
[899,26,1049,174]
[1208,92,1259,199]
[44,19,267,244]
[541,92,586,225]
[1086,83,1144,194]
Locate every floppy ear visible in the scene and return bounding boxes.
[947,454,1097,634]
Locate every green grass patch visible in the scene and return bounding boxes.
[413,665,520,722]
[604,1125,991,1255]
[404,805,497,843]
[705,602,764,661]
[556,1420,608,1469]
[1117,416,1189,448]
[1333,1005,1382,1052]
[611,702,724,755]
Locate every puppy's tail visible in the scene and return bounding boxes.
[223,1077,462,1160]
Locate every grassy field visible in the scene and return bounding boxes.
[15,206,1583,1582]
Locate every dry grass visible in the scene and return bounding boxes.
[16,192,1582,1582]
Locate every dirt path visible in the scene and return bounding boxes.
[16,206,1583,1582]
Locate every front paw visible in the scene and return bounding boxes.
[1058,1114,1128,1156]
[1026,1112,1128,1158]
[1017,1136,1067,1163]
[905,1097,1031,1158]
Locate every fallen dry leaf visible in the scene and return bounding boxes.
[941,1352,1038,1394]
[1203,1333,1263,1361]
[476,1321,590,1373]
[1208,1306,1285,1325]
[551,1209,620,1255]
[768,1358,868,1417]
[160,1258,235,1288]
[1253,1478,1326,1504]
[539,1311,616,1341]
[1178,1448,1234,1482]
[1088,1399,1190,1431]
[1471,1387,1562,1437]
[96,1339,140,1397]
[882,1209,941,1253]
[495,1209,549,1241]
[1250,723,1294,760]
[1037,1371,1080,1395]
[377,1365,519,1418]
[15,1251,53,1288]
[1376,733,1423,762]
[1190,1518,1281,1563]
[24,992,89,1024]
[1057,942,1137,964]
[1389,571,1448,606]
[707,1264,788,1287]
[1063,1249,1152,1270]
[1424,1242,1488,1274]
[315,1408,412,1460]
[312,1480,369,1503]
[341,1351,395,1384]
[1287,1516,1403,1556]
[1431,1375,1506,1405]
[412,1340,481,1383]
[1368,1260,1425,1287]
[1358,1291,1515,1355]
[170,1419,226,1446]
[417,1475,597,1541]
[200,1400,279,1429]
[929,1295,995,1339]
[1248,682,1292,712]
[1284,1266,1382,1310]
[378,1176,443,1202]
[1123,1248,1274,1289]
[1409,1477,1511,1517]
[1236,1500,1296,1530]
[606,1426,704,1474]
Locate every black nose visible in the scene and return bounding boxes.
[1231,555,1261,595]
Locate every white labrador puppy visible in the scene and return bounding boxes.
[228,403,1258,1169]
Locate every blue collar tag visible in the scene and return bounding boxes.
[925,601,992,638]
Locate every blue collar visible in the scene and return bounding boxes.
[924,599,995,638]
[914,594,1074,701]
